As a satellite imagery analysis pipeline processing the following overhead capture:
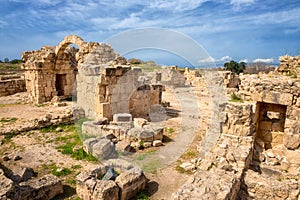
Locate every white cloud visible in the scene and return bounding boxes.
[220,55,232,61]
[9,0,63,6]
[150,0,208,12]
[198,56,215,63]
[239,58,249,63]
[253,58,274,63]
[198,55,232,64]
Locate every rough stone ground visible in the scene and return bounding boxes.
[0,84,212,199]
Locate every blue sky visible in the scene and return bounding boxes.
[0,0,299,66]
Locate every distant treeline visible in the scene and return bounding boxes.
[0,58,23,64]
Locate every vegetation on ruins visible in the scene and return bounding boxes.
[224,60,246,74]
[230,92,244,103]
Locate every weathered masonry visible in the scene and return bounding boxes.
[22,35,163,120]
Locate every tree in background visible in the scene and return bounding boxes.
[224,60,246,74]
[4,57,9,63]
[128,58,143,64]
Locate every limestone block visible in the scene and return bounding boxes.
[139,130,154,142]
[270,132,284,146]
[284,133,300,150]
[262,91,293,106]
[296,97,300,107]
[16,174,63,200]
[113,113,132,123]
[115,171,148,200]
[97,103,112,119]
[92,180,119,200]
[83,138,98,154]
[133,118,148,128]
[92,138,117,160]
[82,121,102,137]
[153,140,162,147]
[0,168,14,199]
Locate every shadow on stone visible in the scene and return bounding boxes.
[163,135,173,143]
[52,185,76,200]
[145,181,159,196]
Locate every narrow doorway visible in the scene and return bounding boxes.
[55,74,66,96]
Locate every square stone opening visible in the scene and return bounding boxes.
[55,74,67,96]
[255,102,287,150]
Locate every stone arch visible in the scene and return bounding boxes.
[55,35,86,59]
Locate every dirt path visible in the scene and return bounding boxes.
[134,85,212,199]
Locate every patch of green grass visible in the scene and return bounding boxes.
[229,92,244,103]
[0,64,21,70]
[71,165,82,170]
[136,190,150,200]
[141,160,159,174]
[41,124,76,133]
[134,149,156,161]
[41,125,57,133]
[164,127,175,134]
[56,132,97,161]
[41,164,72,177]
[181,150,197,160]
[52,167,72,177]
[75,118,92,141]
[132,63,161,72]
[67,179,76,185]
[175,165,185,174]
[3,132,18,143]
[0,117,18,123]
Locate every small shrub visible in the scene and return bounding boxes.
[181,150,197,159]
[230,92,244,103]
[286,70,297,78]
[136,190,150,200]
[52,167,72,177]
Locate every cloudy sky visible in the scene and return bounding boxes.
[0,0,299,66]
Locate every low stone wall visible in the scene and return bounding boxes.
[0,78,25,97]
[0,110,74,135]
[173,103,254,199]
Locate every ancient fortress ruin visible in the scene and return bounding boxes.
[22,35,163,120]
[0,34,299,199]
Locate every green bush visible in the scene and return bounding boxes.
[230,92,243,103]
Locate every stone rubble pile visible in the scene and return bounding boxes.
[82,115,164,161]
[0,163,63,200]
[76,159,148,200]
[173,103,254,199]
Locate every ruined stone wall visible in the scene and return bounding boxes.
[160,66,186,87]
[278,55,300,77]
[236,74,300,150]
[174,103,254,199]
[22,35,118,104]
[22,46,76,103]
[0,78,25,97]
[91,65,163,120]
